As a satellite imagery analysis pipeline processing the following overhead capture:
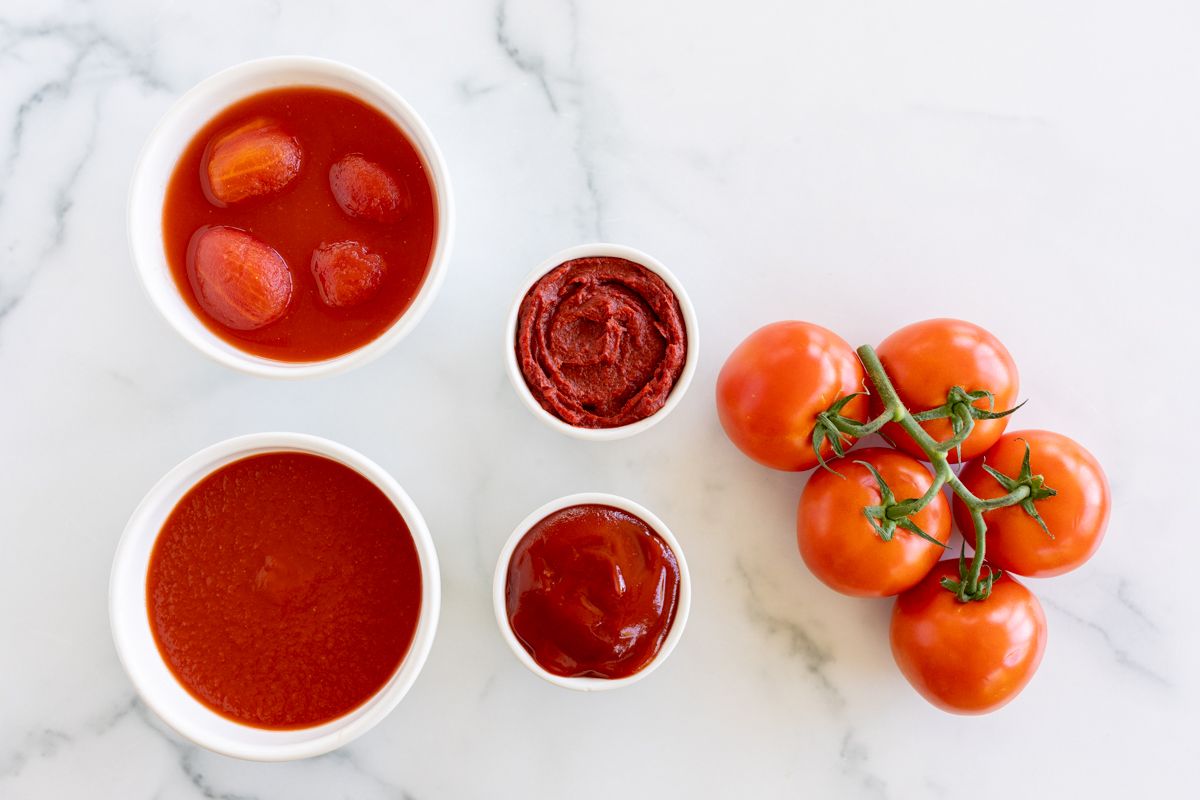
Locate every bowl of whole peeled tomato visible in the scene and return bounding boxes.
[128,56,455,378]
[715,318,1111,714]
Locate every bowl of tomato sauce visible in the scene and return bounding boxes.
[129,57,454,378]
[493,493,691,690]
[109,433,440,760]
[505,243,699,440]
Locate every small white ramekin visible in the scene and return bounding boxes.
[504,243,699,440]
[492,492,691,691]
[109,433,441,761]
[128,56,455,379]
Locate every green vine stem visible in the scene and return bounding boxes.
[817,345,1051,602]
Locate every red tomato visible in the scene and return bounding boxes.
[716,322,867,471]
[890,561,1047,714]
[797,448,950,597]
[955,430,1110,577]
[873,319,1019,463]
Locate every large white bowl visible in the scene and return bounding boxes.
[493,492,691,690]
[109,433,441,761]
[128,56,455,378]
[504,243,699,441]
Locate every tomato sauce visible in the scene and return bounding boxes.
[505,504,681,679]
[162,87,437,362]
[146,452,422,729]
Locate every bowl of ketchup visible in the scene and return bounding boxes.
[128,56,454,378]
[109,433,441,760]
[493,493,692,690]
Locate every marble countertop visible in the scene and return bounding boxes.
[1,0,1196,797]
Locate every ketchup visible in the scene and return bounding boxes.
[505,504,681,679]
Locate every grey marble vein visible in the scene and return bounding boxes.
[495,0,560,114]
[734,557,842,704]
[1042,596,1170,687]
[492,0,603,239]
[839,731,889,800]
[324,749,416,800]
[178,750,261,800]
[0,728,73,780]
[0,695,138,781]
[0,16,167,209]
[455,78,499,100]
[1115,578,1159,631]
[0,14,169,330]
[47,92,101,252]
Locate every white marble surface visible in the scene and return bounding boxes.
[1,0,1196,796]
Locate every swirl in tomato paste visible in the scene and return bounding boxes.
[516,257,687,428]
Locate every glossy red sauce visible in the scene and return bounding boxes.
[505,504,681,679]
[162,87,437,362]
[146,452,422,729]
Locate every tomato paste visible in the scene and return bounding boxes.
[505,504,681,679]
[162,87,438,362]
[516,257,687,428]
[146,452,422,729]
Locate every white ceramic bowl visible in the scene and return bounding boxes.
[504,243,699,440]
[109,433,441,761]
[492,492,691,691]
[128,56,455,378]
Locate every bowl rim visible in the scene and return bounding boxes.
[491,492,692,691]
[127,55,455,379]
[108,432,441,761]
[503,242,699,440]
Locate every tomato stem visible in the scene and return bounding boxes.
[853,345,1026,602]
[978,485,1031,511]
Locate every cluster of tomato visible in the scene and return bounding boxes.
[715,318,1111,714]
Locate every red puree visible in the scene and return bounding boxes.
[516,257,687,428]
[505,504,681,679]
[162,87,437,362]
[146,452,422,729]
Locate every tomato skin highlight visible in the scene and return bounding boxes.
[873,319,1019,463]
[955,430,1110,578]
[797,448,950,597]
[716,321,867,471]
[890,561,1047,714]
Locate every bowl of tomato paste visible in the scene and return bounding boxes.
[128,57,454,378]
[505,243,699,440]
[109,433,441,760]
[493,493,692,690]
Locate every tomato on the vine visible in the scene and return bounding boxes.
[716,321,867,471]
[873,319,1019,463]
[890,561,1047,714]
[956,430,1110,578]
[797,448,950,597]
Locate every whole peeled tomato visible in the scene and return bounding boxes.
[329,154,411,224]
[716,321,868,471]
[797,448,950,597]
[187,226,293,331]
[955,430,1110,577]
[203,117,302,206]
[890,561,1047,714]
[311,240,388,308]
[874,319,1019,463]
